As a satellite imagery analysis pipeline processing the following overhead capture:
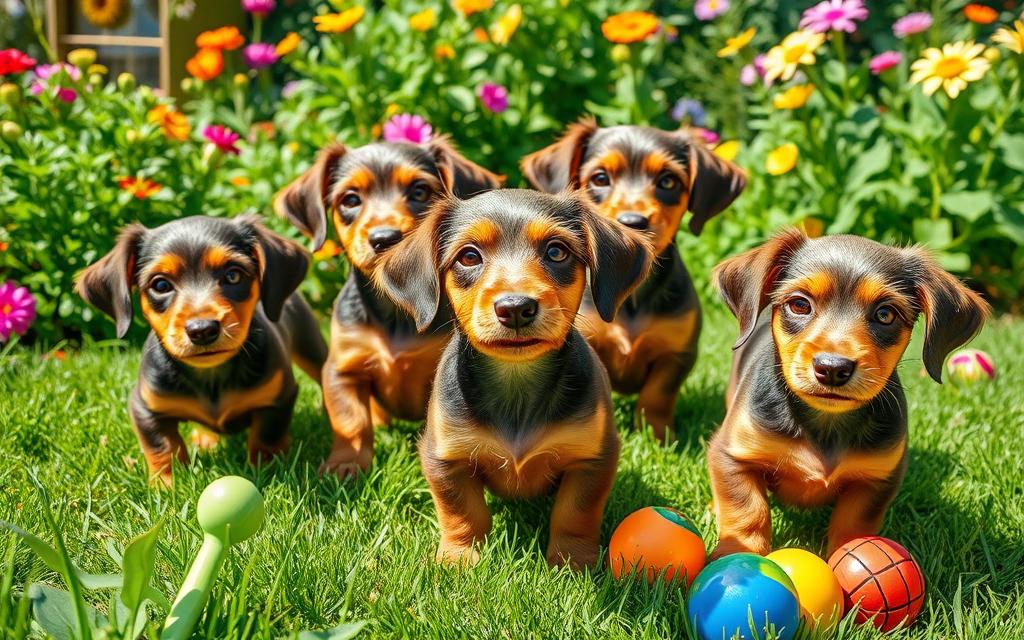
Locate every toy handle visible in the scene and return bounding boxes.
[162,533,226,640]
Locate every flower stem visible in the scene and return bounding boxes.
[833,31,850,113]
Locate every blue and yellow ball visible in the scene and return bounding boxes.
[687,553,800,640]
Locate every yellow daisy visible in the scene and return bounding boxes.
[766,143,798,176]
[409,8,435,32]
[763,30,825,84]
[713,140,740,162]
[993,20,1024,55]
[490,4,522,45]
[772,84,815,110]
[718,27,756,58]
[910,41,989,99]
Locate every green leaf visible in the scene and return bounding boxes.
[444,86,476,112]
[934,251,971,272]
[119,515,168,635]
[28,583,105,640]
[294,621,368,640]
[996,134,1024,172]
[461,49,488,69]
[845,139,892,190]
[940,191,995,221]
[994,203,1024,244]
[913,218,953,249]
[0,521,122,591]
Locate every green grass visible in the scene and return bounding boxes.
[1,307,1022,639]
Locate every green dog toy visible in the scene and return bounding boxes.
[162,476,265,640]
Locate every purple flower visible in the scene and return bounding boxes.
[203,124,241,155]
[740,63,758,86]
[383,113,432,144]
[869,51,902,75]
[243,43,278,69]
[0,281,36,342]
[241,0,275,14]
[694,0,729,21]
[671,98,707,125]
[892,12,933,38]
[478,82,509,113]
[799,0,868,33]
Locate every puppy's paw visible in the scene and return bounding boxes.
[546,535,599,570]
[709,536,770,561]
[435,542,480,567]
[248,437,290,466]
[189,428,221,450]
[319,446,373,480]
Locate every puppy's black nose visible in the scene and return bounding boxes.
[185,319,221,346]
[616,213,649,230]
[368,228,403,253]
[813,354,856,387]
[494,295,538,329]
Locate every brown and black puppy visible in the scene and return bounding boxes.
[522,120,746,439]
[375,189,651,569]
[709,229,989,558]
[276,139,502,478]
[77,215,326,485]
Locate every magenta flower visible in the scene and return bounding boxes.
[241,0,275,14]
[869,51,902,75]
[203,124,241,155]
[892,12,933,38]
[799,0,868,33]
[477,82,509,113]
[30,63,80,101]
[691,128,720,145]
[243,43,278,69]
[694,0,729,21]
[383,113,432,144]
[0,281,36,342]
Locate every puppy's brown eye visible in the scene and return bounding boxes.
[341,192,361,208]
[408,181,432,203]
[874,305,896,325]
[656,173,678,190]
[223,268,243,285]
[456,247,482,267]
[786,296,812,315]
[545,241,569,263]
[151,277,173,294]
[590,171,611,187]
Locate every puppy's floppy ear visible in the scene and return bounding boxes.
[273,143,346,251]
[521,117,597,193]
[373,200,448,332]
[429,136,503,198]
[579,197,653,322]
[240,215,311,323]
[668,130,747,235]
[904,247,990,383]
[76,224,146,338]
[713,227,807,349]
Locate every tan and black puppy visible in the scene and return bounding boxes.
[276,139,501,478]
[375,189,651,569]
[77,216,326,484]
[709,229,989,558]
[523,120,746,439]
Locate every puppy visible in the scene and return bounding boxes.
[276,138,501,478]
[523,120,746,439]
[709,229,989,557]
[77,216,327,484]
[375,189,651,568]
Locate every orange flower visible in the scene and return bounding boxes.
[147,104,190,141]
[276,32,301,56]
[963,3,998,24]
[186,47,224,81]
[118,176,162,199]
[601,11,660,44]
[230,175,251,187]
[473,27,489,43]
[454,0,493,17]
[314,239,342,260]
[251,121,275,139]
[435,43,456,60]
[314,7,365,33]
[195,26,244,50]
[0,241,8,252]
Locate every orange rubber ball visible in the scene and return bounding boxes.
[608,506,706,585]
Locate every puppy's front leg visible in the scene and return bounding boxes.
[421,451,491,566]
[320,361,374,479]
[129,387,188,486]
[827,458,906,555]
[636,352,695,441]
[547,449,618,570]
[708,434,772,558]
[247,387,297,465]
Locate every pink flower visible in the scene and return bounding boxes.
[55,87,77,102]
[892,12,933,38]
[740,63,758,86]
[752,53,773,87]
[691,128,720,145]
[30,63,80,101]
[799,0,868,33]
[694,0,729,21]
[869,51,902,75]
[243,43,278,69]
[477,82,509,113]
[241,0,275,14]
[203,124,241,155]
[0,49,36,75]
[383,113,432,144]
[0,281,36,342]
